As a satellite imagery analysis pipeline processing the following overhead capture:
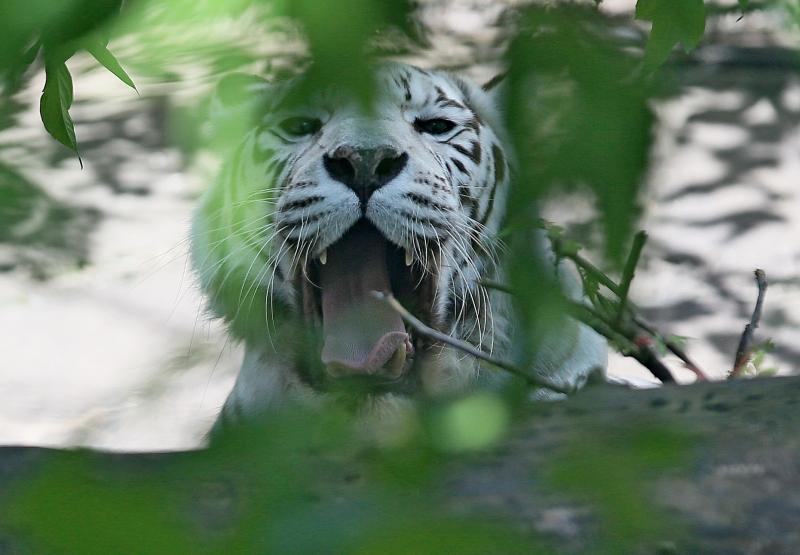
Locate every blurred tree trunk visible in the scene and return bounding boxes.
[1,376,799,554]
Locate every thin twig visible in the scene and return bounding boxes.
[631,316,709,381]
[371,291,572,395]
[730,269,768,378]
[567,301,675,383]
[571,252,622,296]
[616,231,647,325]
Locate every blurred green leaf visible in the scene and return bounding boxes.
[284,0,413,106]
[40,0,123,50]
[507,6,652,266]
[86,42,137,91]
[5,453,195,554]
[0,0,62,75]
[428,393,509,452]
[546,424,694,553]
[636,0,706,68]
[39,61,80,163]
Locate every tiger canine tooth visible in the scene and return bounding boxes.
[405,250,413,266]
[319,250,327,265]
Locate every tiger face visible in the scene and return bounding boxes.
[269,65,509,378]
[193,64,511,409]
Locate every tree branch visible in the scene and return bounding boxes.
[616,231,647,325]
[729,269,768,378]
[566,301,675,383]
[371,291,573,395]
[632,316,709,381]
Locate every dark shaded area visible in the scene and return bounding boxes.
[640,298,715,322]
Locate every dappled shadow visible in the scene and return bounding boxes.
[0,163,100,280]
[639,46,800,372]
[45,98,176,197]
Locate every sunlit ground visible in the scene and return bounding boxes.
[0,0,798,450]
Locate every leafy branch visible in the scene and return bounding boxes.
[3,1,137,161]
[545,225,704,383]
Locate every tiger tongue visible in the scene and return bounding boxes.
[319,223,410,377]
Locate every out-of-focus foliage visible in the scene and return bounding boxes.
[636,0,706,69]
[503,5,654,366]
[507,6,653,264]
[283,0,415,106]
[0,0,135,158]
[0,0,742,552]
[546,424,694,554]
[2,403,546,554]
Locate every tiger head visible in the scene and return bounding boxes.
[193,63,510,399]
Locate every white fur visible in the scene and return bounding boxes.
[192,64,607,425]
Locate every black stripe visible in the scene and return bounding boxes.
[400,74,412,102]
[452,142,481,164]
[405,192,451,212]
[398,210,445,230]
[279,211,328,228]
[478,144,505,226]
[281,196,324,210]
[465,117,482,132]
[459,184,474,210]
[272,158,288,178]
[492,143,506,183]
[451,157,467,174]
[437,98,466,110]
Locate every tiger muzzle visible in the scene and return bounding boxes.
[323,145,408,207]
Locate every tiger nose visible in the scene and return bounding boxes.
[323,145,408,204]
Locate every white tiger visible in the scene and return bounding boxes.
[191,63,606,427]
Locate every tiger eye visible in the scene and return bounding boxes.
[414,118,456,135]
[279,116,322,137]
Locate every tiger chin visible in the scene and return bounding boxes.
[191,63,607,431]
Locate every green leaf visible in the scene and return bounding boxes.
[87,42,137,91]
[636,0,706,68]
[738,0,749,10]
[40,61,81,164]
[282,0,414,107]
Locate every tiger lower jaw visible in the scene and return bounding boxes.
[293,219,438,393]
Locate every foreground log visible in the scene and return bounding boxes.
[1,376,799,554]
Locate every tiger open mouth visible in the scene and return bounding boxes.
[296,219,437,393]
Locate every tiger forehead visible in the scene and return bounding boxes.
[272,67,476,118]
[381,67,472,111]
